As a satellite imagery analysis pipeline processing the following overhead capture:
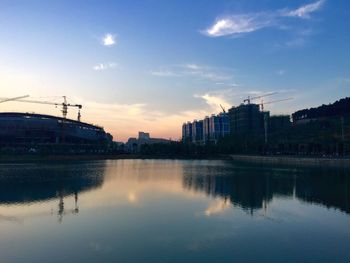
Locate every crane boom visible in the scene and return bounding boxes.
[0,95,29,103]
[262,97,293,105]
[259,97,293,111]
[220,104,226,113]
[0,95,83,121]
[243,92,278,104]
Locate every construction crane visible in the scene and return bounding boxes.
[220,104,226,113]
[259,97,293,144]
[259,97,293,111]
[0,95,83,121]
[243,92,278,104]
[0,95,29,103]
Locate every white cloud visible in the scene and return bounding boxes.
[151,63,234,82]
[93,62,117,71]
[203,14,273,37]
[150,70,179,77]
[102,33,116,46]
[195,91,232,113]
[202,1,325,37]
[284,0,325,19]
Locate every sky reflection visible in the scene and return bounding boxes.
[0,160,349,262]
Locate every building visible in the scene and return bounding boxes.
[192,120,203,143]
[219,113,230,137]
[203,116,210,142]
[208,113,230,142]
[228,104,265,135]
[182,122,193,142]
[138,131,150,140]
[182,113,230,144]
[0,112,111,148]
[269,115,291,131]
[209,114,220,141]
[126,132,172,153]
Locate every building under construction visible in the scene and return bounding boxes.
[0,96,112,153]
[181,93,293,145]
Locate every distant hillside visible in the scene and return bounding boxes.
[292,97,350,122]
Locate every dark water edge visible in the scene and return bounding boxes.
[0,154,228,163]
[229,154,350,168]
[1,153,350,168]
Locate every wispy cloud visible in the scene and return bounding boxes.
[151,63,234,82]
[202,1,325,37]
[102,33,116,46]
[202,13,274,37]
[93,62,117,71]
[194,88,236,112]
[182,64,232,81]
[283,0,325,19]
[150,70,179,77]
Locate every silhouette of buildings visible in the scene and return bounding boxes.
[182,113,230,144]
[126,131,172,153]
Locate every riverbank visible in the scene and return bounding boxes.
[0,153,228,163]
[229,154,350,167]
[1,153,349,168]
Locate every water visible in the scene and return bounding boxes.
[0,159,349,263]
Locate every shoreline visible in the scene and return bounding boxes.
[0,154,228,163]
[228,154,350,168]
[0,154,349,167]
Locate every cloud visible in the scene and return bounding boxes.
[283,0,325,19]
[93,62,117,71]
[102,33,116,46]
[202,1,325,37]
[182,64,233,81]
[151,63,234,82]
[195,90,232,112]
[203,13,274,37]
[150,70,179,77]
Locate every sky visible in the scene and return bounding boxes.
[0,0,349,141]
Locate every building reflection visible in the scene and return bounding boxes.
[0,162,106,222]
[183,163,350,214]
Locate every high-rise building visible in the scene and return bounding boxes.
[219,113,230,137]
[192,120,204,143]
[208,113,230,142]
[203,116,210,142]
[269,115,291,131]
[182,123,187,141]
[182,122,193,142]
[228,104,265,135]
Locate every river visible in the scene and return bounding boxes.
[0,159,349,262]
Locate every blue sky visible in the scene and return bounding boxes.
[0,0,349,140]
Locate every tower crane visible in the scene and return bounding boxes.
[258,97,293,144]
[220,104,226,113]
[259,97,293,111]
[0,95,83,121]
[243,92,278,104]
[0,95,29,103]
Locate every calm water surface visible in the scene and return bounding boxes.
[0,159,349,263]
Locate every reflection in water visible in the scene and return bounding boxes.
[0,162,106,222]
[0,160,349,263]
[183,163,350,214]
